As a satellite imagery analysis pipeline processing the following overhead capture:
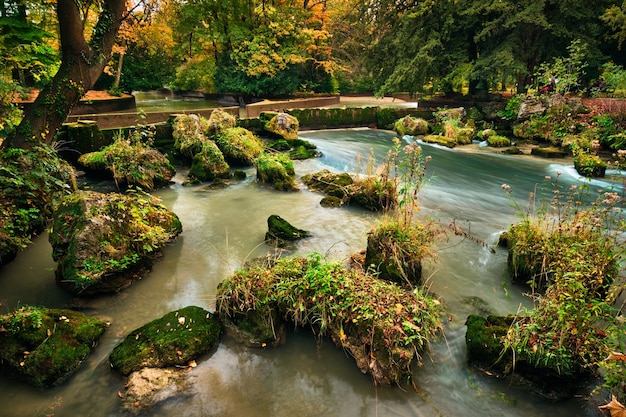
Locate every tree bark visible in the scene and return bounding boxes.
[3,0,126,150]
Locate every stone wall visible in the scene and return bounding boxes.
[245,96,340,118]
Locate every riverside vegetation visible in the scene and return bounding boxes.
[468,169,626,406]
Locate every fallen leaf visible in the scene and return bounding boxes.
[176,349,183,357]
[178,317,185,325]
[117,391,123,398]
[188,360,197,368]
[47,329,51,337]
[606,352,626,362]
[599,396,626,417]
[395,303,403,314]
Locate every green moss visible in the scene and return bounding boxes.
[109,306,221,375]
[393,116,429,136]
[465,314,514,374]
[486,135,511,148]
[214,127,263,166]
[530,147,567,158]
[264,112,299,140]
[207,108,237,135]
[0,306,106,387]
[265,214,311,247]
[189,141,231,181]
[255,153,297,191]
[172,114,211,158]
[422,134,457,148]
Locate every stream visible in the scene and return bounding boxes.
[0,128,622,417]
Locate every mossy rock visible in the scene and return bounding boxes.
[207,108,237,135]
[320,196,344,207]
[435,107,466,122]
[486,135,511,148]
[502,146,522,155]
[58,121,108,161]
[214,127,263,166]
[264,112,299,140]
[0,306,106,387]
[172,114,211,158]
[477,128,496,140]
[77,139,175,190]
[255,153,298,191]
[302,169,353,199]
[465,314,514,375]
[109,306,221,376]
[442,119,474,145]
[573,153,607,178]
[268,139,291,151]
[422,134,457,148]
[265,214,311,247]
[189,141,231,181]
[393,116,429,136]
[50,190,183,295]
[530,147,567,158]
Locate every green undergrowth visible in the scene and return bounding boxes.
[217,253,443,384]
[0,145,74,264]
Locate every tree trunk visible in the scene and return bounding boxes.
[3,0,126,150]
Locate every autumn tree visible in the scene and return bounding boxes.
[2,0,126,150]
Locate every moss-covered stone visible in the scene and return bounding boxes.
[302,169,353,200]
[422,134,457,148]
[189,141,231,181]
[320,196,344,207]
[109,306,221,376]
[265,214,311,247]
[486,135,511,148]
[57,121,107,162]
[442,119,474,144]
[393,116,429,136]
[573,151,607,178]
[264,112,299,140]
[207,108,237,135]
[0,306,106,387]
[214,127,263,166]
[172,114,211,158]
[50,190,182,295]
[77,138,175,190]
[530,147,567,158]
[255,153,298,191]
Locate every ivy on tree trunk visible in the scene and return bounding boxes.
[3,0,126,150]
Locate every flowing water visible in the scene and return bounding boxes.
[0,128,622,417]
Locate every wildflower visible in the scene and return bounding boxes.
[545,176,551,180]
[501,184,511,191]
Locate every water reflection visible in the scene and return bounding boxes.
[0,128,612,417]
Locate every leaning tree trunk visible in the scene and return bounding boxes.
[2,0,126,150]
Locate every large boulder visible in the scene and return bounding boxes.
[0,306,106,387]
[263,112,299,140]
[50,190,182,295]
[265,214,311,247]
[302,169,353,201]
[517,97,546,120]
[109,306,221,375]
[172,114,211,158]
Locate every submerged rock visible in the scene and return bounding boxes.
[0,306,106,387]
[121,367,191,414]
[50,190,182,295]
[109,306,221,376]
[265,214,311,247]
